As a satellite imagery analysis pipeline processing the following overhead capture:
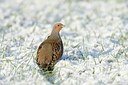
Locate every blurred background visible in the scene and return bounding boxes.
[0,0,128,85]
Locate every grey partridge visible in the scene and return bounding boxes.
[36,23,64,71]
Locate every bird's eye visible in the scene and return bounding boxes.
[58,25,59,26]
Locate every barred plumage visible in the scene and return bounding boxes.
[36,23,64,71]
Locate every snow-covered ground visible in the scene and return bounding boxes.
[0,0,128,85]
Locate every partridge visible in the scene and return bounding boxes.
[36,23,64,71]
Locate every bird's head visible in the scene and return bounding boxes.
[53,23,64,32]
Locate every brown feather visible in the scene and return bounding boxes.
[36,23,64,71]
[36,39,63,70]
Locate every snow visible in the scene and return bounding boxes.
[0,0,128,85]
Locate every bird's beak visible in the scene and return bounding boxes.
[62,24,65,28]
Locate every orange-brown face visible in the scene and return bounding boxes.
[53,23,64,32]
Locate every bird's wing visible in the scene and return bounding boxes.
[36,41,53,68]
[36,39,63,69]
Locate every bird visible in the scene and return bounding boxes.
[36,23,64,71]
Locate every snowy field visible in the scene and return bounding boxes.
[0,0,128,85]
